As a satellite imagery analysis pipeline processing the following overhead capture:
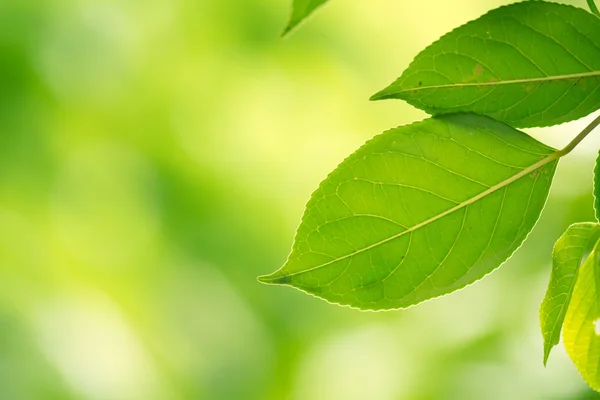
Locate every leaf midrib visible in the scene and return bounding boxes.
[388,71,600,95]
[266,150,561,282]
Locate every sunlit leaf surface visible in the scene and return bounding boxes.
[594,149,600,221]
[563,239,600,391]
[260,114,558,310]
[372,2,600,128]
[540,222,600,365]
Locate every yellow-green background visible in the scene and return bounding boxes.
[2,0,600,398]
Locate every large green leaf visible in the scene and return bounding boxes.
[371,2,600,128]
[283,0,329,36]
[259,114,558,310]
[563,238,600,391]
[540,222,600,365]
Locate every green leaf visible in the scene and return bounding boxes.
[563,237,600,391]
[371,2,600,128]
[540,222,600,365]
[259,114,558,310]
[595,149,600,221]
[283,0,329,36]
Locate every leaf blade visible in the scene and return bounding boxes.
[563,238,600,391]
[540,222,600,365]
[372,2,600,128]
[595,149,600,221]
[260,114,558,310]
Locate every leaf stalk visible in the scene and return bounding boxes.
[557,113,600,157]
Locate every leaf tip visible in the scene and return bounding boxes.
[543,345,552,367]
[281,22,295,38]
[257,272,291,285]
[369,87,395,101]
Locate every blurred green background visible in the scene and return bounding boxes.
[2,0,600,398]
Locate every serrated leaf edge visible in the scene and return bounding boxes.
[541,222,600,365]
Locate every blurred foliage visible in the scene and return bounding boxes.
[1,0,600,398]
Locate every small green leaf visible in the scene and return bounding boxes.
[540,222,600,365]
[563,238,600,391]
[371,2,600,128]
[283,0,329,36]
[259,114,558,310]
